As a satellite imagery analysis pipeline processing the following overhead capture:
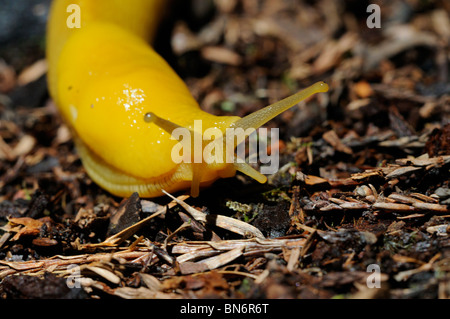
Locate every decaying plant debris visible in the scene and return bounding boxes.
[0,0,450,299]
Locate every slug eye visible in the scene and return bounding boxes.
[144,112,158,123]
[143,112,155,123]
[144,111,183,134]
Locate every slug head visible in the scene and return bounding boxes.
[145,81,329,197]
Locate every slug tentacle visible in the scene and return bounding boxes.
[233,162,267,183]
[144,112,183,133]
[191,163,204,197]
[144,112,214,196]
[228,81,329,132]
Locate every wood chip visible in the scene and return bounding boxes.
[7,217,44,240]
[410,192,440,203]
[32,238,58,247]
[397,213,426,219]
[84,265,121,284]
[172,237,306,261]
[339,201,371,210]
[322,130,353,154]
[85,196,183,248]
[304,175,329,186]
[92,206,167,247]
[201,46,243,66]
[163,190,265,238]
[17,59,47,86]
[351,170,384,180]
[395,155,450,167]
[12,135,36,158]
[286,247,301,271]
[353,80,374,98]
[113,286,180,299]
[0,60,16,92]
[319,203,343,211]
[394,253,441,281]
[412,202,450,213]
[179,246,244,274]
[385,166,422,179]
[373,202,416,212]
[139,273,162,291]
[107,192,142,237]
[0,250,154,274]
[176,247,218,263]
[388,193,423,204]
[197,246,243,270]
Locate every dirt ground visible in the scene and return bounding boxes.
[0,0,449,300]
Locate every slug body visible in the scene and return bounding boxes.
[47,0,328,198]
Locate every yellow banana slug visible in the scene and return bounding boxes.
[46,0,329,198]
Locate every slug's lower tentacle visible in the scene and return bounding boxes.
[190,162,204,197]
[233,162,267,184]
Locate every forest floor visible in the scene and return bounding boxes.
[0,0,449,300]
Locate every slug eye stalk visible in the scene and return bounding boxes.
[230,81,329,134]
[144,81,329,197]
